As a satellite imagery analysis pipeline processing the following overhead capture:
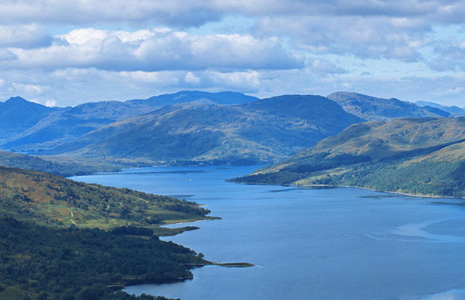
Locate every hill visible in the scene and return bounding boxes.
[327,92,451,121]
[233,117,465,198]
[127,90,259,107]
[44,95,363,164]
[0,165,214,299]
[416,100,465,116]
[0,150,120,176]
[2,101,157,153]
[1,91,258,153]
[0,216,205,300]
[0,91,456,167]
[0,166,212,233]
[0,97,62,145]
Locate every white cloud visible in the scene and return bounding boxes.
[0,24,51,48]
[11,82,46,95]
[206,71,261,92]
[307,59,347,76]
[0,28,302,72]
[0,1,464,107]
[428,38,465,71]
[185,72,201,84]
[0,49,16,61]
[1,67,465,107]
[254,16,431,61]
[1,0,464,27]
[0,0,222,27]
[45,99,57,107]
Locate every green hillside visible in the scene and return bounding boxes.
[0,150,120,176]
[233,117,465,198]
[0,217,205,300]
[1,91,257,153]
[0,166,212,233]
[0,97,62,145]
[0,166,216,299]
[327,92,450,121]
[1,92,453,167]
[46,95,362,164]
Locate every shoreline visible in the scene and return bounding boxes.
[232,180,465,200]
[295,183,465,200]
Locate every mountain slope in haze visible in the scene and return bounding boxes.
[45,95,363,164]
[0,150,119,176]
[127,90,259,107]
[0,97,62,144]
[416,100,465,116]
[1,91,455,165]
[1,91,259,153]
[327,92,451,121]
[234,117,465,197]
[2,101,158,152]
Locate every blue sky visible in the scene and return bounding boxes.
[0,0,464,107]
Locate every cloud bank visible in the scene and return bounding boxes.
[0,0,464,106]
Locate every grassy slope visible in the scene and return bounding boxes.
[234,117,465,198]
[327,92,451,121]
[47,95,362,164]
[0,150,122,177]
[0,166,216,299]
[0,166,213,234]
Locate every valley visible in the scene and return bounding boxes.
[1,90,465,299]
[234,117,465,197]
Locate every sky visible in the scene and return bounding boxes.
[0,0,465,107]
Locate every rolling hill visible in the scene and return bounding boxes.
[416,100,465,116]
[0,165,212,232]
[327,92,451,121]
[0,91,454,167]
[233,117,465,197]
[43,95,363,164]
[0,150,119,176]
[0,165,213,299]
[127,90,259,107]
[0,96,62,144]
[1,91,259,153]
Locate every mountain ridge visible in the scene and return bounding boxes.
[0,90,456,166]
[233,117,465,198]
[327,92,451,121]
[43,95,363,164]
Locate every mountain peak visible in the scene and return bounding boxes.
[5,96,29,104]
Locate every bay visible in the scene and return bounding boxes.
[72,166,465,300]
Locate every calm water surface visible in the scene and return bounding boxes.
[72,166,465,300]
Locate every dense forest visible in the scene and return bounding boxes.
[314,160,465,198]
[0,165,218,299]
[235,151,465,198]
[0,216,206,299]
[234,118,465,198]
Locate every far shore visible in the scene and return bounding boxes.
[295,183,465,200]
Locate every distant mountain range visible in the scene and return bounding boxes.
[233,117,465,197]
[42,95,362,164]
[416,100,465,116]
[327,92,453,120]
[0,90,461,166]
[1,91,258,153]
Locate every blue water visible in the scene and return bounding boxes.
[72,166,465,300]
